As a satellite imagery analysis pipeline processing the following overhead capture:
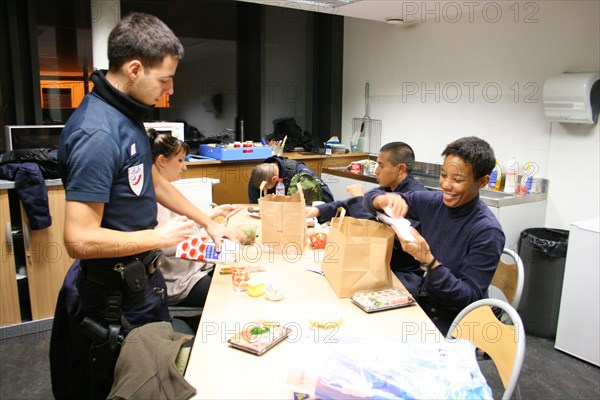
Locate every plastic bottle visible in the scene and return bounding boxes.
[488,160,502,191]
[503,157,518,194]
[275,178,285,196]
[521,162,534,194]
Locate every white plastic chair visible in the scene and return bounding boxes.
[490,248,525,310]
[447,298,526,400]
[167,178,219,320]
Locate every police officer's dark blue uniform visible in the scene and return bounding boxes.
[51,68,172,400]
[50,14,232,399]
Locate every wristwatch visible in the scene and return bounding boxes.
[420,257,437,271]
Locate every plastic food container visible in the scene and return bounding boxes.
[247,278,265,297]
[351,287,416,313]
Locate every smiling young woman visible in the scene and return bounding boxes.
[439,154,489,209]
[363,136,504,336]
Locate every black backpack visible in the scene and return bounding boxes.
[266,117,322,152]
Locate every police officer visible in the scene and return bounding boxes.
[50,13,233,399]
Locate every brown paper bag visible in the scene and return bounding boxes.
[259,182,306,255]
[322,210,395,298]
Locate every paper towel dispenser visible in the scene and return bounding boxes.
[543,72,600,124]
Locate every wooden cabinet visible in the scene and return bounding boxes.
[20,186,72,320]
[182,161,257,205]
[1,189,21,326]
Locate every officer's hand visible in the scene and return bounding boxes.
[156,215,195,248]
[209,204,241,219]
[205,223,236,251]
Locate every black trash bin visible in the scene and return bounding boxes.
[518,228,569,339]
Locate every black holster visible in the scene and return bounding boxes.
[78,249,163,385]
[80,317,123,381]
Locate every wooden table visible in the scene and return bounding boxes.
[184,207,441,399]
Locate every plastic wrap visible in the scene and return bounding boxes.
[288,337,492,399]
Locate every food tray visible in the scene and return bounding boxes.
[227,324,290,356]
[351,288,416,313]
[199,145,272,161]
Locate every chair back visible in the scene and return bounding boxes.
[490,248,524,309]
[447,298,526,400]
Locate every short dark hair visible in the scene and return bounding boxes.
[108,12,184,70]
[147,129,190,162]
[380,141,416,173]
[250,163,278,189]
[441,136,495,179]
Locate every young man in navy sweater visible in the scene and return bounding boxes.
[364,136,505,335]
[306,141,426,223]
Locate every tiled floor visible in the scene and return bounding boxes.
[0,327,598,399]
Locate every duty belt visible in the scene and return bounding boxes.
[79,249,164,325]
[81,249,164,284]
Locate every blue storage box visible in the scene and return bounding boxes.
[199,145,273,161]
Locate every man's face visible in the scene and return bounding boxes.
[439,155,488,208]
[375,151,403,189]
[133,54,178,106]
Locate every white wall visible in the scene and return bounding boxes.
[342,0,599,229]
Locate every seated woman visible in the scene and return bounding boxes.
[148,130,238,307]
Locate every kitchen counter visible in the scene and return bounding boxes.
[183,151,369,204]
[322,166,549,248]
[0,178,62,190]
[322,167,548,208]
[184,150,370,165]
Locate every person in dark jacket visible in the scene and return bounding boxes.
[247,156,334,204]
[363,136,505,335]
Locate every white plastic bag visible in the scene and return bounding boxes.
[288,337,492,399]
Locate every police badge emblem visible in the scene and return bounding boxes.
[128,164,144,196]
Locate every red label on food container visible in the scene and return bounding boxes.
[349,163,362,174]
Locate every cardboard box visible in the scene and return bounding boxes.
[199,145,272,161]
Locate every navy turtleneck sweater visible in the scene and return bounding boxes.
[364,189,505,333]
